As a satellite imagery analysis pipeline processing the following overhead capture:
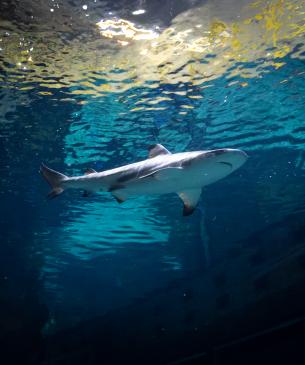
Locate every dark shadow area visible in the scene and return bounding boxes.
[42,208,305,365]
[0,90,79,364]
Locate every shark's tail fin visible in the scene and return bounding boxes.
[40,163,68,199]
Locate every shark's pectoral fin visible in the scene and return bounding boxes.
[148,144,171,158]
[109,184,128,203]
[178,189,202,216]
[112,191,127,204]
[140,167,183,181]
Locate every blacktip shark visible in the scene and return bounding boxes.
[40,144,248,216]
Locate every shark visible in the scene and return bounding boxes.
[40,144,248,216]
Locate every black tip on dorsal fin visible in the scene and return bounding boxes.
[85,168,97,175]
[183,205,196,216]
[148,144,171,158]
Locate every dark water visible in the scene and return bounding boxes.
[1,0,305,364]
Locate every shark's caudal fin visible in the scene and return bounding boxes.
[40,163,68,199]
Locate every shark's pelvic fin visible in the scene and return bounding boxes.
[85,168,97,174]
[178,189,202,216]
[148,144,171,158]
[140,167,183,181]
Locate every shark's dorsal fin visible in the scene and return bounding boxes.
[85,168,97,175]
[148,144,171,158]
[178,189,202,216]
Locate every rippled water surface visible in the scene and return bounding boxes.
[1,0,305,337]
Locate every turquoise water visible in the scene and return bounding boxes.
[1,0,305,363]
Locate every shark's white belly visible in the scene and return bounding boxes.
[123,179,188,195]
[119,162,232,196]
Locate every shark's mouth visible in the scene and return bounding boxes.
[218,161,233,169]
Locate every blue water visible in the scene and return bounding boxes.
[1,0,305,363]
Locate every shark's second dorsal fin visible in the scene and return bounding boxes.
[148,144,171,158]
[85,168,97,174]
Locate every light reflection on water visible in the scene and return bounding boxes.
[1,0,305,97]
